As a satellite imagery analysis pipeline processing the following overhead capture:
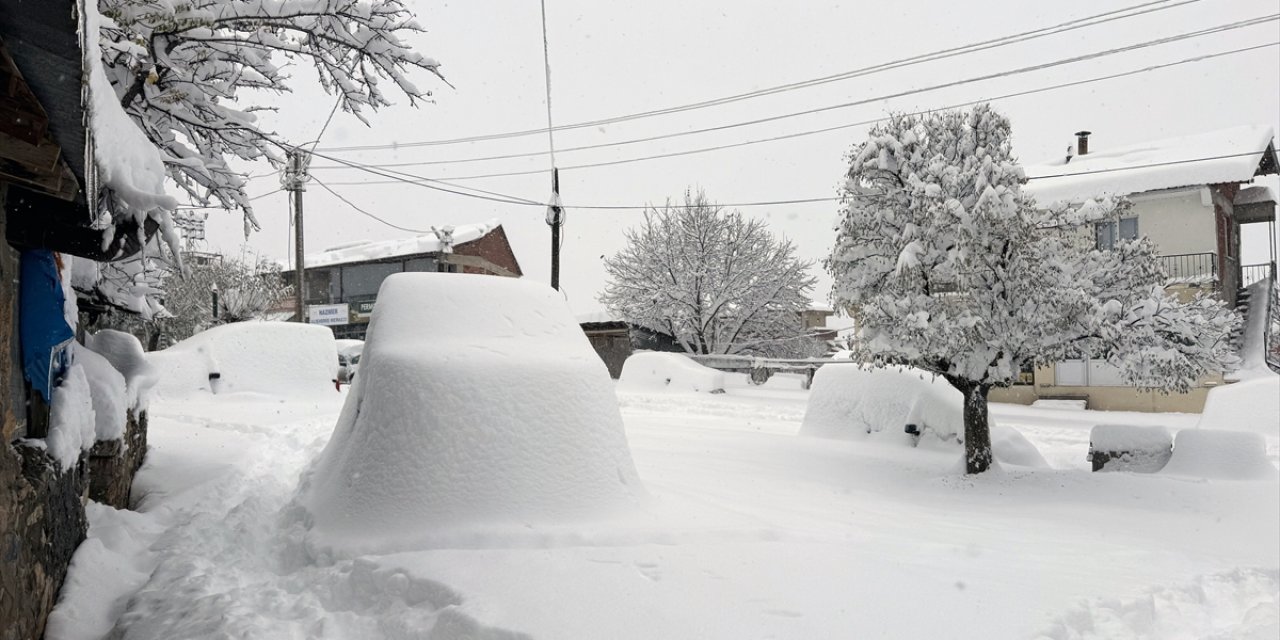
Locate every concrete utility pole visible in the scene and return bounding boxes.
[547,167,563,290]
[284,148,310,322]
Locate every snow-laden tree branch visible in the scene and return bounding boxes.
[827,104,1240,474]
[601,190,818,356]
[96,0,445,234]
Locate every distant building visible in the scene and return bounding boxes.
[578,312,682,378]
[279,220,521,339]
[989,126,1278,412]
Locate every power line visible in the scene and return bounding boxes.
[174,187,283,210]
[309,151,1275,213]
[313,41,1278,186]
[311,177,432,233]
[315,0,1207,153]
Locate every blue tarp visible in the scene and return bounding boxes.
[20,250,74,402]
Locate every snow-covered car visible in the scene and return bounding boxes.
[335,339,364,384]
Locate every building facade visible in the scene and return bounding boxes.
[988,127,1278,412]
[279,221,522,340]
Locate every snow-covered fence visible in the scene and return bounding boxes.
[1088,424,1173,473]
[1265,265,1280,374]
[688,354,844,388]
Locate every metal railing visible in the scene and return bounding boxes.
[1159,252,1218,286]
[1242,262,1273,288]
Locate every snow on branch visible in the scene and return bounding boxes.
[96,0,445,233]
[600,190,818,357]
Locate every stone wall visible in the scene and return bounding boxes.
[88,409,148,509]
[0,446,88,640]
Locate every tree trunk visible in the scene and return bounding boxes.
[962,384,994,474]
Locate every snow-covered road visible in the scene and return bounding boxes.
[46,377,1279,639]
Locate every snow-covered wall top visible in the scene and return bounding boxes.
[296,220,500,269]
[1024,125,1276,205]
[1235,185,1278,206]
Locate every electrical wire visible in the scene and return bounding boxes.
[315,0,1208,153]
[311,177,433,233]
[312,41,1279,185]
[309,151,1277,213]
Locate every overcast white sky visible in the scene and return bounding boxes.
[202,0,1280,314]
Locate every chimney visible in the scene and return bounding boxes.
[1075,130,1092,156]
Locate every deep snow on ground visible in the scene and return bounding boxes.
[47,374,1279,640]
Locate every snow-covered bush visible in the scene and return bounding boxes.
[1089,424,1173,473]
[1162,430,1276,480]
[600,189,816,356]
[299,274,644,550]
[617,352,726,394]
[826,104,1238,473]
[800,364,1046,467]
[147,322,338,400]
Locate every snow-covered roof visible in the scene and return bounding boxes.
[1235,185,1277,206]
[1023,125,1278,205]
[297,220,501,269]
[577,310,624,325]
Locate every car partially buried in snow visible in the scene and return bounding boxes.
[298,273,645,552]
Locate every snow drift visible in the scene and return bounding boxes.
[299,274,644,550]
[1162,429,1277,481]
[617,352,726,393]
[800,364,1047,467]
[147,322,338,400]
[1198,377,1280,438]
[84,329,158,411]
[73,344,127,442]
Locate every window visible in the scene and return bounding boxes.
[1095,217,1138,250]
[437,262,459,273]
[340,262,403,299]
[405,257,438,272]
[305,269,336,304]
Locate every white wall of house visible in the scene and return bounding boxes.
[1128,188,1217,256]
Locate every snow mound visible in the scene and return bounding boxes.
[801,365,963,441]
[801,365,1047,467]
[1033,399,1087,411]
[84,329,158,411]
[1161,429,1278,481]
[74,344,128,442]
[1198,377,1280,437]
[617,352,726,393]
[1090,424,1173,473]
[147,322,338,400]
[1037,568,1279,640]
[45,364,96,471]
[300,274,644,550]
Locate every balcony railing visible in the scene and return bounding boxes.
[1242,262,1273,288]
[1159,252,1217,286]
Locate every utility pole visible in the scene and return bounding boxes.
[547,167,563,290]
[283,148,310,322]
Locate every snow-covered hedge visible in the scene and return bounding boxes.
[147,322,338,400]
[800,364,1046,467]
[299,274,644,551]
[617,352,726,393]
[1161,429,1277,480]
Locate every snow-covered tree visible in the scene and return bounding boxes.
[827,105,1239,474]
[91,253,290,349]
[601,190,817,356]
[96,0,445,234]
